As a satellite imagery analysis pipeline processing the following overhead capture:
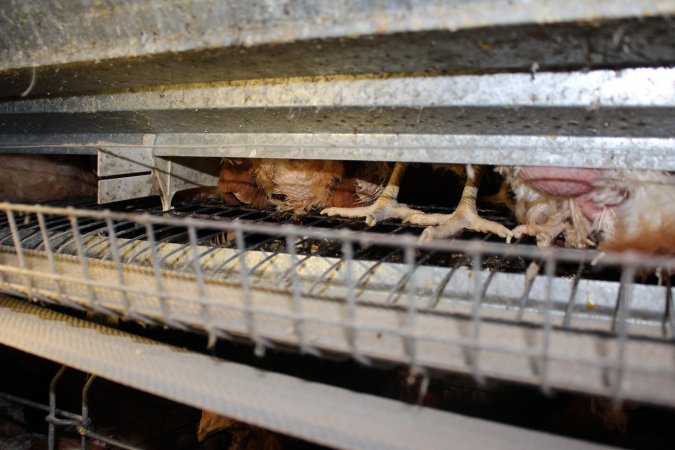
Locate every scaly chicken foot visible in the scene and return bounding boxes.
[321,200,422,226]
[509,199,595,248]
[408,165,512,241]
[323,163,512,241]
[510,222,594,248]
[406,205,512,241]
[510,223,566,247]
[321,162,422,225]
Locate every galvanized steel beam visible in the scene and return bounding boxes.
[1,133,674,170]
[0,1,673,98]
[0,295,613,450]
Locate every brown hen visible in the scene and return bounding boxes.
[217,158,388,214]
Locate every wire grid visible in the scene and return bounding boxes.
[0,366,204,450]
[0,200,674,408]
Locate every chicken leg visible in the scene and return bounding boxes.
[321,162,420,225]
[322,163,512,241]
[406,165,512,241]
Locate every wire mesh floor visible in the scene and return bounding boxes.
[0,198,674,408]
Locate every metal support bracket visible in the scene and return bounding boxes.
[97,134,219,210]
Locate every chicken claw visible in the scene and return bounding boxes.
[321,199,421,226]
[321,162,418,225]
[409,204,512,242]
[509,223,565,247]
[322,163,511,242]
[411,165,512,241]
[509,221,594,248]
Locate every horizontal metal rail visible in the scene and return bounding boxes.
[0,295,614,450]
[1,133,674,170]
[1,1,672,100]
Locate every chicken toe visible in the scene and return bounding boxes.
[322,163,511,241]
[321,198,421,226]
[411,165,512,241]
[321,162,419,225]
[510,223,566,247]
[412,204,512,241]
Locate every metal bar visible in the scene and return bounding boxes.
[48,366,67,450]
[517,261,542,321]
[82,220,136,256]
[3,0,672,72]
[275,216,347,283]
[127,227,186,264]
[53,218,107,253]
[238,232,304,276]
[69,215,97,310]
[342,238,370,366]
[5,69,674,112]
[6,210,35,300]
[36,211,83,311]
[0,295,614,450]
[538,257,557,395]
[235,227,265,353]
[403,245,419,370]
[2,133,675,171]
[145,222,179,329]
[285,233,318,357]
[108,226,160,258]
[208,216,291,278]
[307,220,404,294]
[104,218,134,321]
[0,391,81,421]
[81,375,97,450]
[563,262,585,328]
[3,215,57,247]
[187,219,214,344]
[352,223,414,288]
[385,251,434,304]
[31,218,80,250]
[610,265,635,407]
[469,251,485,384]
[666,275,674,339]
[123,206,218,264]
[427,253,467,309]
[166,210,265,268]
[101,204,208,261]
[81,430,140,450]
[427,233,496,309]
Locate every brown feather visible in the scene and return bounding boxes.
[600,218,675,255]
[218,159,271,209]
[217,159,388,213]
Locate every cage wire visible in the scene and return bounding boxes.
[0,200,674,411]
